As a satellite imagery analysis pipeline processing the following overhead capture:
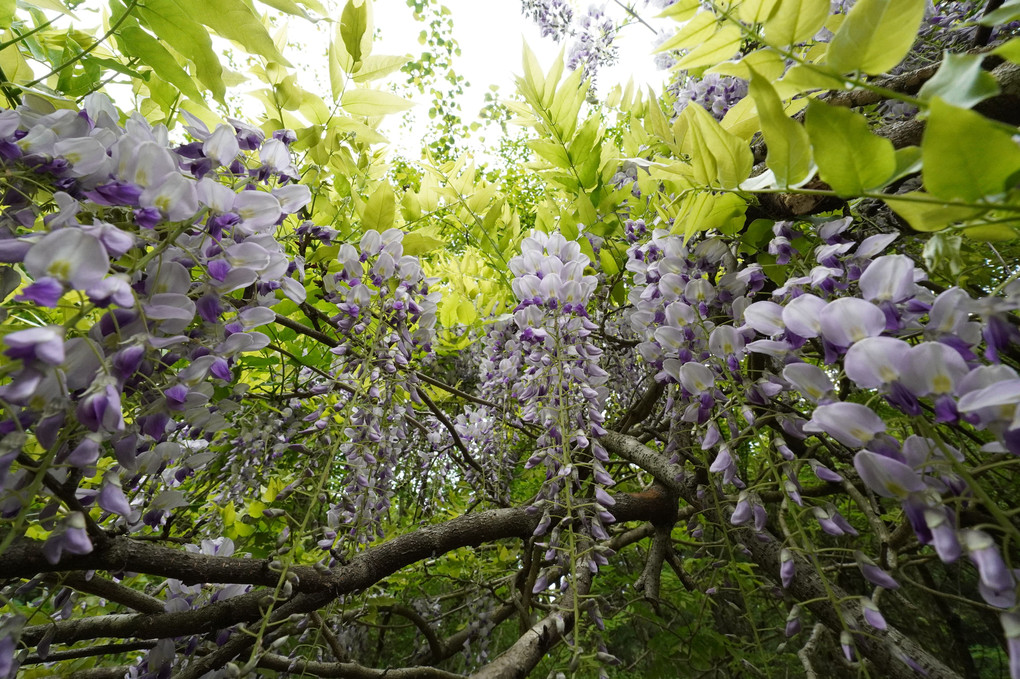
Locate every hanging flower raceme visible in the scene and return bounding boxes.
[502,230,613,581]
[321,228,440,549]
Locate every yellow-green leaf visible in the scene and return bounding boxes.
[340,0,373,64]
[657,0,699,22]
[673,23,742,70]
[993,37,1020,63]
[656,11,717,53]
[962,224,1019,241]
[341,88,413,116]
[362,183,395,232]
[917,52,1000,110]
[136,0,225,102]
[190,0,291,66]
[0,0,14,30]
[257,0,315,20]
[353,54,410,83]
[804,99,894,195]
[749,69,813,188]
[883,192,986,232]
[739,0,782,23]
[922,98,1020,202]
[826,0,925,75]
[763,0,829,47]
[402,231,446,256]
[118,26,205,102]
[683,103,754,190]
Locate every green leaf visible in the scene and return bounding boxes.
[979,0,1020,25]
[883,191,986,231]
[353,54,410,83]
[922,98,1020,202]
[762,0,829,47]
[362,183,396,232]
[656,11,716,54]
[0,0,14,30]
[825,0,925,75]
[402,231,446,256]
[340,0,372,65]
[675,191,746,242]
[739,0,782,24]
[682,103,753,190]
[189,0,290,67]
[656,0,698,21]
[749,69,813,188]
[993,37,1020,63]
[136,0,225,102]
[256,0,316,20]
[672,23,742,70]
[341,88,413,116]
[804,100,894,195]
[962,224,1019,241]
[117,26,205,102]
[917,53,1000,110]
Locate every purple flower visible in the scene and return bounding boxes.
[3,326,65,365]
[861,597,887,630]
[804,402,885,448]
[855,550,899,589]
[24,228,109,291]
[42,513,93,564]
[780,548,795,588]
[853,450,926,498]
[818,298,886,347]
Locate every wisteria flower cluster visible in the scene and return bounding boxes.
[621,214,1020,668]
[487,232,614,592]
[522,1,619,86]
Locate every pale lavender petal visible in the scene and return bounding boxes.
[24,229,109,290]
[782,293,826,338]
[901,342,969,396]
[804,402,885,448]
[783,363,834,402]
[818,298,885,347]
[844,336,910,389]
[859,254,917,303]
[743,301,785,336]
[854,450,926,498]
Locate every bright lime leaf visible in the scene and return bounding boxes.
[189,0,290,67]
[922,98,1020,202]
[353,54,410,83]
[402,231,446,256]
[673,23,742,70]
[656,11,717,53]
[994,37,1020,63]
[739,0,781,24]
[883,192,987,232]
[256,0,315,20]
[917,53,1000,110]
[657,0,698,21]
[362,183,395,232]
[0,0,14,30]
[763,0,829,47]
[136,0,225,102]
[118,26,205,103]
[979,0,1020,24]
[341,89,413,116]
[749,69,813,188]
[805,100,895,195]
[826,0,925,74]
[682,103,753,189]
[340,0,373,65]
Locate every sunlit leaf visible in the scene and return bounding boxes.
[136,0,226,102]
[191,0,291,66]
[826,0,925,74]
[117,26,205,103]
[763,0,829,47]
[362,183,395,232]
[353,54,410,83]
[340,0,373,65]
[805,100,894,195]
[922,98,1020,202]
[340,88,413,116]
[749,68,813,188]
[917,52,1000,110]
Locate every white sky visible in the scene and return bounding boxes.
[296,0,675,159]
